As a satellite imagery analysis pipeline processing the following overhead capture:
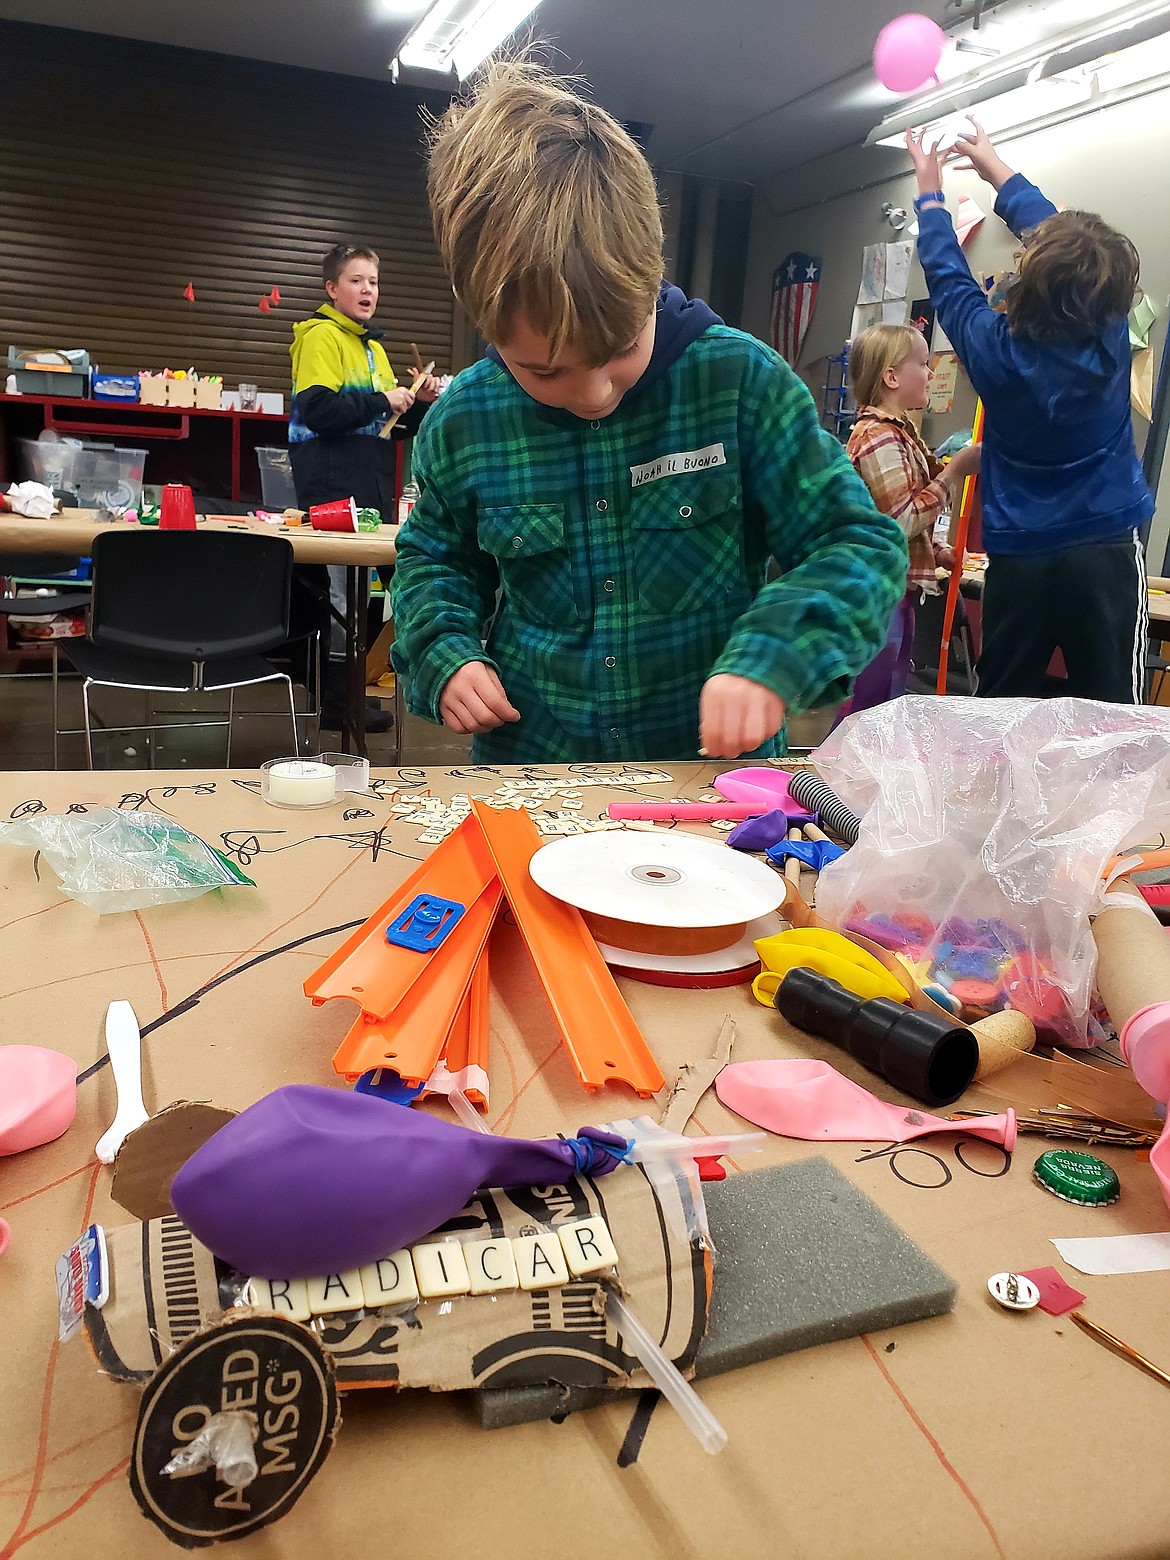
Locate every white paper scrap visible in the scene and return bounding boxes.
[1052,1231,1170,1276]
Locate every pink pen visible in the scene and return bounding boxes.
[607,801,815,822]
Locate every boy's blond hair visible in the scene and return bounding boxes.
[427,60,664,365]
[850,323,922,408]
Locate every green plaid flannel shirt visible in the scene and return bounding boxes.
[391,326,908,763]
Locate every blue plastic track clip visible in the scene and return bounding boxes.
[354,1069,426,1105]
[384,893,466,953]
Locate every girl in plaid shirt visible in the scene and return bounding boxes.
[844,324,981,709]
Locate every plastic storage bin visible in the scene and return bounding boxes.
[7,347,90,397]
[19,439,148,512]
[91,374,139,403]
[256,447,298,510]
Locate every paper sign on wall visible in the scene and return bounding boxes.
[883,241,912,302]
[857,245,885,306]
[928,352,959,414]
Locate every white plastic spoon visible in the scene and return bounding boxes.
[95,1001,149,1164]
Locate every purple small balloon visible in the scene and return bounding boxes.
[170,1085,629,1278]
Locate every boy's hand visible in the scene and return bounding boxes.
[439,661,521,734]
[951,119,1016,191]
[415,375,443,404]
[905,127,950,196]
[699,674,786,759]
[387,387,416,416]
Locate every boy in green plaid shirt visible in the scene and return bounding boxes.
[391,62,907,762]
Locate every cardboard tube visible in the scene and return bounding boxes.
[971,1010,1036,1081]
[1093,883,1170,1031]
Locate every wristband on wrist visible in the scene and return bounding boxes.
[914,191,945,210]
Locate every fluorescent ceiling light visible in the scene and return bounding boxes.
[867,0,1170,145]
[373,0,431,18]
[390,0,543,80]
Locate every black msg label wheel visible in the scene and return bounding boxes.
[130,1310,340,1547]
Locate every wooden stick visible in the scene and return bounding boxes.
[410,342,425,377]
[378,361,435,439]
[1070,1312,1170,1391]
[803,822,829,843]
[783,826,802,885]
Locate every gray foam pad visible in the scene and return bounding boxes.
[474,1156,955,1431]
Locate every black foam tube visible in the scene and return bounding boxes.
[786,772,860,845]
[774,968,978,1107]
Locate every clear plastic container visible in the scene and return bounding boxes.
[19,438,148,511]
[256,446,298,510]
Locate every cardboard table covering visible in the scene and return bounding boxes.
[1,765,1168,1560]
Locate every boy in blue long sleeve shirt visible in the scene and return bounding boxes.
[908,122,1153,702]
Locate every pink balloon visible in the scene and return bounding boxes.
[873,12,946,94]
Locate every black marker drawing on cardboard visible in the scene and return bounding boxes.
[8,798,46,820]
[117,783,217,814]
[218,827,423,870]
[855,1138,1012,1190]
[75,917,368,1086]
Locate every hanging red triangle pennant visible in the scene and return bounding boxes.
[258,296,272,314]
[183,282,196,303]
[269,286,282,306]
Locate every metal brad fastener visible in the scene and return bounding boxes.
[679,505,693,518]
[596,499,608,512]
[512,536,522,548]
[987,1271,1040,1311]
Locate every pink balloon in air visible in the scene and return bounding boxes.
[873,13,947,94]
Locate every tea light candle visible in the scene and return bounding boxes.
[263,760,338,808]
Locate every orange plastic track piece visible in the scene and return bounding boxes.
[423,942,492,1108]
[303,816,498,1020]
[469,800,665,1096]
[331,881,503,1085]
[937,398,985,696]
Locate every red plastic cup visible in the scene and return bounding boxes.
[159,483,197,530]
[310,497,358,532]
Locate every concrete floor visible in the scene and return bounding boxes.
[0,653,836,772]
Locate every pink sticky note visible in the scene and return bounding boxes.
[1019,1266,1086,1316]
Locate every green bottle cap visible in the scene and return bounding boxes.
[1033,1149,1120,1207]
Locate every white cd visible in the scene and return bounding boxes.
[529,831,784,927]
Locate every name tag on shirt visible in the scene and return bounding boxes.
[629,443,727,488]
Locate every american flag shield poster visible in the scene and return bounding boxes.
[771,252,821,365]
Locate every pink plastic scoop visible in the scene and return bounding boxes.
[714,767,800,814]
[0,1045,79,1156]
[716,1057,1016,1148]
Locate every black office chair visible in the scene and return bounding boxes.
[61,530,300,768]
[0,551,93,766]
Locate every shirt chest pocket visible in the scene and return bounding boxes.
[478,503,582,629]
[632,471,744,615]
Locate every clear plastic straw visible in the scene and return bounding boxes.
[626,1131,766,1162]
[606,1288,728,1454]
[448,1087,492,1133]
